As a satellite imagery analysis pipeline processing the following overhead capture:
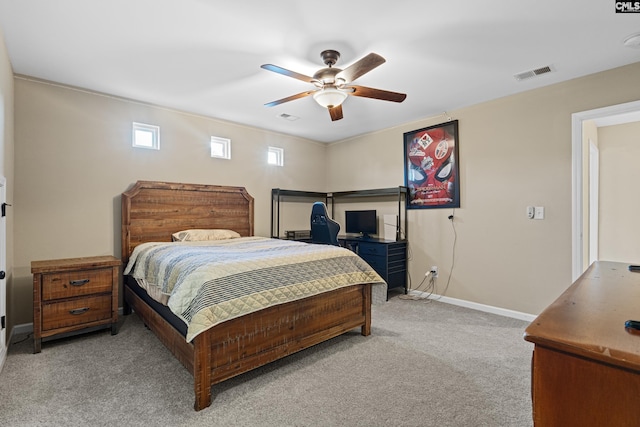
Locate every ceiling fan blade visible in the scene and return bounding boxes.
[348,85,407,103]
[329,105,343,121]
[265,90,315,107]
[335,53,386,83]
[261,64,315,84]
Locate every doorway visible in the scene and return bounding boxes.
[571,99,640,281]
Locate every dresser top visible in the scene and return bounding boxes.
[31,255,121,274]
[524,261,640,371]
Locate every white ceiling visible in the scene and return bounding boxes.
[1,1,639,143]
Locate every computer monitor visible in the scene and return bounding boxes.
[345,210,377,238]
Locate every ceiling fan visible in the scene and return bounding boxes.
[261,50,407,121]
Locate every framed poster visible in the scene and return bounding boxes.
[403,120,460,209]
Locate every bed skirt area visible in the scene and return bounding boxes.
[124,276,188,336]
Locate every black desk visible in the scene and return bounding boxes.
[339,236,407,295]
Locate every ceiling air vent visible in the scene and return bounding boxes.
[278,113,300,121]
[514,65,554,81]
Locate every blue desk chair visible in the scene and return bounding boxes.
[310,202,340,245]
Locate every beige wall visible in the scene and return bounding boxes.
[327,62,640,315]
[12,78,327,326]
[0,29,15,334]
[598,121,640,263]
[8,54,640,327]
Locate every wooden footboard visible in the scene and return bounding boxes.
[125,282,372,411]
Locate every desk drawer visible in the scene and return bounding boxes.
[42,295,112,331]
[42,268,113,301]
[340,239,407,295]
[388,245,406,261]
[358,243,387,257]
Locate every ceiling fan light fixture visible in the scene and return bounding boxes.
[623,32,640,48]
[313,87,348,108]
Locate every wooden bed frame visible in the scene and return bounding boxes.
[121,181,372,411]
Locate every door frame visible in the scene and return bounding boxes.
[588,140,599,266]
[0,175,6,373]
[571,99,640,281]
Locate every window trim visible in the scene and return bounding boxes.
[132,122,160,150]
[268,146,284,166]
[210,136,231,159]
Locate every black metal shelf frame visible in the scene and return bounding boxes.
[271,187,408,241]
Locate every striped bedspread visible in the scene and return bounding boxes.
[124,237,386,342]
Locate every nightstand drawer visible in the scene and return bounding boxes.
[42,268,113,301]
[42,295,112,331]
[32,255,121,352]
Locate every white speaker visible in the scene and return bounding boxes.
[383,214,398,241]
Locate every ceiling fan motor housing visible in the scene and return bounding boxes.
[320,49,340,67]
[312,67,342,87]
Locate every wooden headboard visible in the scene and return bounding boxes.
[121,181,254,264]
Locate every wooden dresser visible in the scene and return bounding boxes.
[524,261,640,426]
[32,255,121,353]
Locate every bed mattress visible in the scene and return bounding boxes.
[125,276,188,336]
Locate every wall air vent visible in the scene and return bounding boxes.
[514,65,555,81]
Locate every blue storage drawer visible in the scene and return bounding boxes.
[342,238,407,295]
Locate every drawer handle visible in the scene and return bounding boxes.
[69,279,90,286]
[69,307,90,315]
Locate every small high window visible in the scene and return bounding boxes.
[132,122,160,150]
[211,136,231,159]
[268,146,284,166]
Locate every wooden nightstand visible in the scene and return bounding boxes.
[31,255,121,353]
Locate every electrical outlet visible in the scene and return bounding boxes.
[431,266,438,278]
[527,206,535,219]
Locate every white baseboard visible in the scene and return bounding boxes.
[408,290,537,322]
[0,345,6,374]
[8,322,33,347]
[11,322,32,336]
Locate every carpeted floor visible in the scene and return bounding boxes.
[0,294,534,426]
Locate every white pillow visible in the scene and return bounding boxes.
[171,229,241,242]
